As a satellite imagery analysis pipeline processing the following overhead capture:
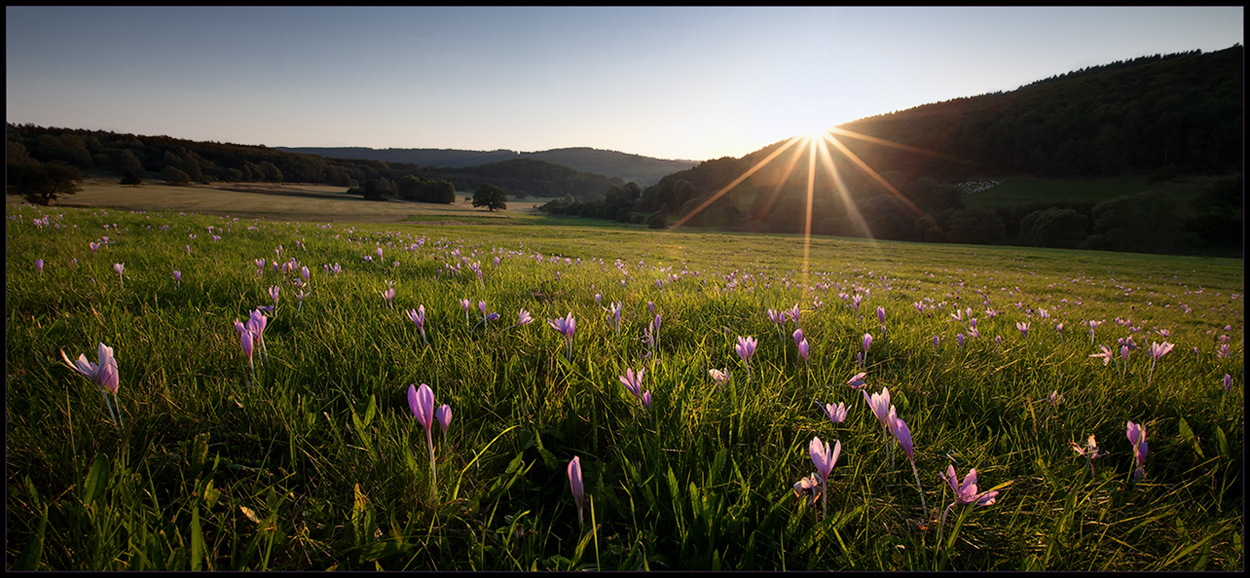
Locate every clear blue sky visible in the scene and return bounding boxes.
[6,7,1243,161]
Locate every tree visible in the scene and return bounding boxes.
[472,183,507,211]
[162,165,192,186]
[362,179,384,201]
[7,162,83,205]
[120,169,144,186]
[397,175,421,200]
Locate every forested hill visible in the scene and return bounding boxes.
[611,45,1241,255]
[6,124,627,200]
[835,44,1243,181]
[275,146,697,187]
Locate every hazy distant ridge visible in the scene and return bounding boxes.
[275,146,698,186]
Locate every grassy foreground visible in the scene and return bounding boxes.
[5,202,1243,570]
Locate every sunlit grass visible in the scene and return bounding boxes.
[6,202,1243,570]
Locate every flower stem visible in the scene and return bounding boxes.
[426,429,438,501]
[910,459,928,514]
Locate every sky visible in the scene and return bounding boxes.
[6,6,1243,162]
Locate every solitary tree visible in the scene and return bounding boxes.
[472,183,508,211]
[120,169,144,186]
[7,162,83,205]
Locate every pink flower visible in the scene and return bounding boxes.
[786,303,801,324]
[1149,341,1174,361]
[409,383,435,433]
[516,309,533,326]
[809,436,841,484]
[887,408,914,462]
[862,333,873,353]
[708,368,730,386]
[435,404,452,435]
[1090,345,1114,366]
[823,402,847,424]
[735,335,757,362]
[940,465,999,509]
[846,372,868,390]
[620,368,645,402]
[864,387,892,435]
[269,285,280,304]
[61,342,119,395]
[1127,421,1148,482]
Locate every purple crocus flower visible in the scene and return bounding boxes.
[823,402,847,424]
[381,287,396,306]
[62,342,122,427]
[35,259,44,275]
[1224,374,1233,393]
[409,383,439,497]
[435,404,452,436]
[407,306,426,330]
[1127,420,1148,482]
[642,391,652,411]
[1147,341,1174,383]
[735,335,757,363]
[174,270,181,286]
[877,306,886,327]
[517,309,533,326]
[269,285,280,305]
[620,368,645,402]
[888,408,914,462]
[864,387,892,435]
[61,342,119,396]
[940,465,999,523]
[847,372,868,390]
[798,339,810,362]
[547,312,577,359]
[792,328,804,347]
[608,302,623,336]
[957,333,965,348]
[114,263,125,284]
[809,436,841,518]
[862,333,873,353]
[786,303,801,324]
[1017,321,1029,339]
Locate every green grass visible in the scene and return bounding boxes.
[962,175,1211,208]
[6,202,1243,570]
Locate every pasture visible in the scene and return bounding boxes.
[961,175,1212,208]
[5,198,1243,570]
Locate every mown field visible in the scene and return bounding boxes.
[961,174,1212,208]
[5,199,1243,570]
[13,178,563,224]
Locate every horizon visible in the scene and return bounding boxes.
[6,7,1243,162]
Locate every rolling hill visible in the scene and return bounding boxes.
[274,146,698,186]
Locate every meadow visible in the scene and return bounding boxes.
[5,199,1243,570]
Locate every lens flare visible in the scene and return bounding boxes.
[659,124,972,290]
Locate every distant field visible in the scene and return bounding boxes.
[962,175,1212,208]
[18,179,566,224]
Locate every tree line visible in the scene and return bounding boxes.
[5,124,625,205]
